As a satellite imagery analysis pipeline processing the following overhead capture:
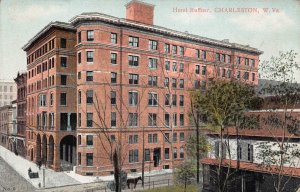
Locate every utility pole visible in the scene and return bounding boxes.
[43,166,45,188]
[142,126,144,187]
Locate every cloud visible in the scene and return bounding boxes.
[7,3,64,23]
[168,10,215,25]
[229,10,295,32]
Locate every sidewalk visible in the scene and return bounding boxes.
[0,145,79,189]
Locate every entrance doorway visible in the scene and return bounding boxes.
[60,135,76,171]
[153,148,161,167]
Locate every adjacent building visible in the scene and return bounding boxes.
[0,104,17,151]
[23,0,262,175]
[13,72,28,157]
[0,80,17,107]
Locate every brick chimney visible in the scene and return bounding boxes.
[125,0,154,25]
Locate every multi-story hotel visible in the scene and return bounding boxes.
[23,0,262,176]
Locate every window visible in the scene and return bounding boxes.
[173,147,177,159]
[172,45,177,54]
[227,70,231,78]
[78,152,81,165]
[60,93,66,105]
[129,113,138,126]
[148,76,157,86]
[179,46,184,56]
[78,32,81,43]
[61,75,67,85]
[148,93,158,106]
[227,55,231,63]
[165,94,170,106]
[128,74,139,85]
[172,94,177,106]
[237,145,242,160]
[179,63,184,72]
[111,53,117,64]
[172,62,177,72]
[216,53,220,61]
[165,148,170,160]
[164,44,170,53]
[201,81,206,90]
[111,91,116,105]
[196,49,200,58]
[129,36,139,47]
[60,38,66,48]
[50,93,53,106]
[129,135,138,144]
[60,57,67,67]
[237,56,241,64]
[145,149,150,161]
[87,51,94,62]
[180,147,184,158]
[252,73,255,81]
[251,59,255,67]
[179,95,184,106]
[110,135,116,142]
[164,78,169,87]
[245,58,249,66]
[78,91,81,104]
[111,72,117,83]
[180,132,184,141]
[39,94,47,107]
[173,113,177,126]
[149,58,157,69]
[172,78,177,88]
[165,61,170,71]
[247,144,253,162]
[78,113,81,127]
[180,114,184,126]
[221,54,225,62]
[165,113,170,127]
[111,112,116,127]
[202,66,206,75]
[78,135,82,145]
[86,90,93,104]
[222,69,226,77]
[128,55,139,66]
[164,133,170,142]
[78,52,81,64]
[148,113,157,126]
[111,33,117,44]
[202,50,207,60]
[148,134,158,143]
[87,30,94,41]
[173,133,177,142]
[86,71,93,81]
[129,149,139,163]
[86,153,93,166]
[87,135,93,146]
[149,40,158,50]
[129,91,138,105]
[87,113,93,127]
[179,79,184,89]
[195,65,200,74]
[244,72,249,80]
[237,71,241,79]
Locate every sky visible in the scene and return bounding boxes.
[0,0,300,82]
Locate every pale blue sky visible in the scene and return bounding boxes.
[0,0,299,82]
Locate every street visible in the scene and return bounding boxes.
[0,156,35,192]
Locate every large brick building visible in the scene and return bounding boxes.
[23,0,262,175]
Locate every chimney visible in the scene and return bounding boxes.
[125,0,154,25]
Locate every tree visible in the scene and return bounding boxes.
[192,80,257,192]
[173,160,196,192]
[256,50,300,192]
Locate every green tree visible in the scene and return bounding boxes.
[173,160,196,192]
[256,50,300,192]
[192,80,257,192]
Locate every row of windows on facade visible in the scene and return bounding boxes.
[214,141,254,162]
[79,90,185,108]
[0,94,14,100]
[78,31,255,66]
[17,87,26,100]
[27,38,67,64]
[80,112,185,128]
[0,86,14,92]
[28,57,57,79]
[78,132,185,147]
[79,147,185,166]
[27,75,55,94]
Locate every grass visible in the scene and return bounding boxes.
[139,185,199,192]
